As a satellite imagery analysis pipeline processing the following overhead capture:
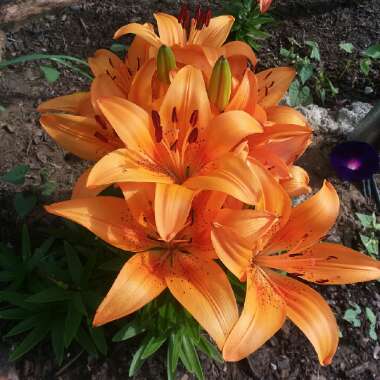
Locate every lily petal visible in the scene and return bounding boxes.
[97,97,155,156]
[268,270,338,365]
[94,252,166,326]
[204,110,262,161]
[90,74,126,114]
[249,123,312,167]
[257,67,296,108]
[223,41,257,67]
[260,243,380,285]
[211,209,277,279]
[154,12,185,46]
[37,92,92,115]
[223,268,286,361]
[184,153,261,205]
[39,113,116,161]
[189,16,235,48]
[128,58,156,110]
[264,181,340,254]
[266,105,308,126]
[159,65,211,149]
[45,196,150,251]
[114,22,161,48]
[126,33,153,73]
[225,69,257,114]
[280,165,311,197]
[166,254,238,349]
[72,167,109,199]
[87,148,173,187]
[154,183,194,242]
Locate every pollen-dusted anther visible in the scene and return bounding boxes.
[208,56,232,111]
[189,110,199,127]
[157,45,177,84]
[188,127,198,143]
[204,8,212,26]
[172,107,178,123]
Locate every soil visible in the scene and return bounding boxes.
[0,0,379,379]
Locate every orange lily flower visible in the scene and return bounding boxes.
[85,65,264,205]
[211,181,380,364]
[227,65,313,195]
[46,183,242,349]
[113,7,256,71]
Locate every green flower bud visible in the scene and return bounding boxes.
[208,56,232,111]
[157,45,177,84]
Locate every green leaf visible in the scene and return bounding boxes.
[21,224,31,261]
[197,336,223,363]
[167,331,181,374]
[112,319,146,342]
[41,181,57,196]
[141,335,167,359]
[4,315,42,337]
[0,104,5,112]
[359,234,378,257]
[110,43,127,53]
[75,326,98,355]
[64,300,82,348]
[298,64,314,84]
[51,319,65,365]
[339,42,354,54]
[0,308,31,320]
[10,323,50,360]
[288,79,300,107]
[40,65,60,83]
[356,213,375,229]
[180,335,204,380]
[89,325,108,355]
[1,164,29,185]
[299,85,313,105]
[27,287,71,303]
[129,336,150,377]
[305,40,321,61]
[363,44,380,59]
[359,58,371,76]
[64,242,83,285]
[343,304,362,327]
[13,192,37,218]
[365,307,377,340]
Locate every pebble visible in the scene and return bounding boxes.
[374,345,380,360]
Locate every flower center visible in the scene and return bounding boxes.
[346,158,361,171]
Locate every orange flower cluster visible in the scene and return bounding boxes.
[40,8,380,365]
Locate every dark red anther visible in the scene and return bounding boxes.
[194,4,201,21]
[189,110,198,127]
[205,8,212,26]
[188,127,198,143]
[196,9,205,30]
[154,124,163,143]
[171,107,178,123]
[177,4,189,26]
[94,132,109,143]
[151,110,161,129]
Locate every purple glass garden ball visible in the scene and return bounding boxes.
[330,141,379,182]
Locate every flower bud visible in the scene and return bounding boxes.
[208,56,232,111]
[157,45,177,84]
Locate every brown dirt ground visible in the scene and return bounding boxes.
[0,0,379,379]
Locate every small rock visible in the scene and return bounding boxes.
[61,14,68,21]
[0,30,6,62]
[364,86,374,95]
[374,345,380,360]
[180,375,189,380]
